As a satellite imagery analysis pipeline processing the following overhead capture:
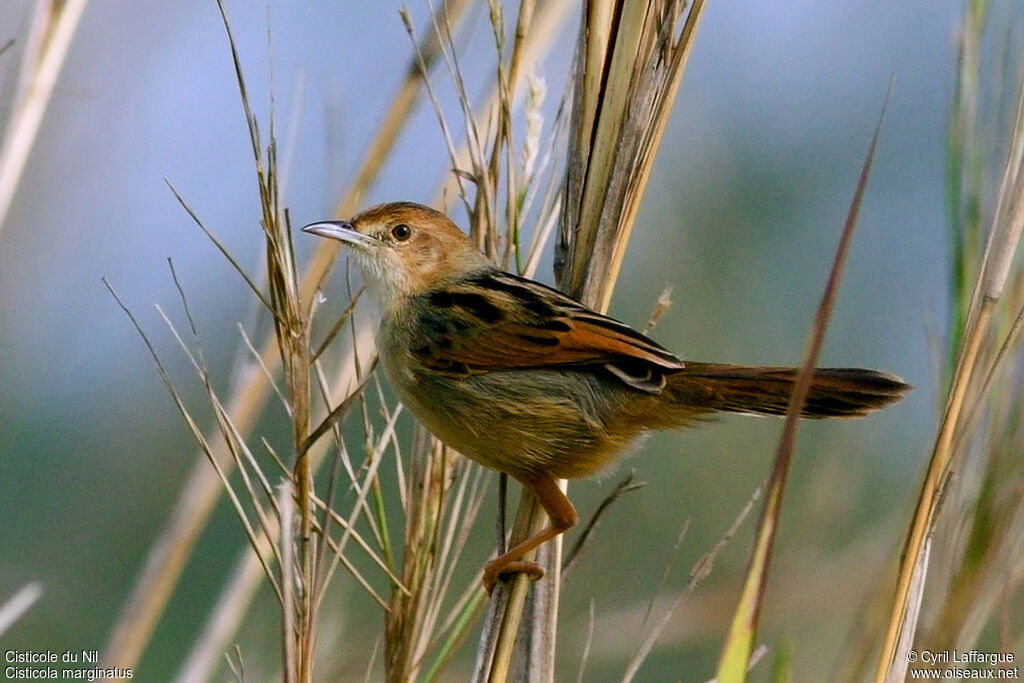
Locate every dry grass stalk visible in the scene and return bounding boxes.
[715,91,889,683]
[431,1,575,214]
[385,436,465,680]
[874,4,1024,679]
[112,0,576,679]
[365,4,574,681]
[470,2,709,681]
[0,0,88,237]
[391,4,575,680]
[440,2,712,679]
[101,0,474,674]
[0,582,43,638]
[205,6,320,672]
[558,0,705,308]
[620,480,765,681]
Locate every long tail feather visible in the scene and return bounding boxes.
[664,363,911,419]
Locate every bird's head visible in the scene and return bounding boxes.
[303,202,489,309]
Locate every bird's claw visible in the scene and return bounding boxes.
[483,559,544,594]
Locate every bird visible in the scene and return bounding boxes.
[302,201,910,592]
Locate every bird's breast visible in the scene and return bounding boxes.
[375,318,648,479]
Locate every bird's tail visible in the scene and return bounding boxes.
[659,363,910,421]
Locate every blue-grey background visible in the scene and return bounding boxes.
[0,0,967,680]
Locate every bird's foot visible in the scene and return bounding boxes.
[483,559,544,594]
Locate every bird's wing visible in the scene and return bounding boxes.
[409,270,684,391]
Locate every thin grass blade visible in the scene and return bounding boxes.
[715,87,889,683]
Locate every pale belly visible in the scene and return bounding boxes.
[380,352,642,480]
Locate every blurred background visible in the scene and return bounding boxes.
[0,0,985,680]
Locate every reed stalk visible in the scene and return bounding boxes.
[873,3,1024,678]
[0,0,88,237]
[102,1,473,675]
[474,2,708,681]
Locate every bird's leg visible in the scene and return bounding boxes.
[483,472,578,593]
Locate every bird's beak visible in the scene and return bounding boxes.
[301,220,376,248]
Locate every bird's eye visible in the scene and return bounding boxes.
[391,224,412,241]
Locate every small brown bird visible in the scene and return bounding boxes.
[303,202,909,592]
